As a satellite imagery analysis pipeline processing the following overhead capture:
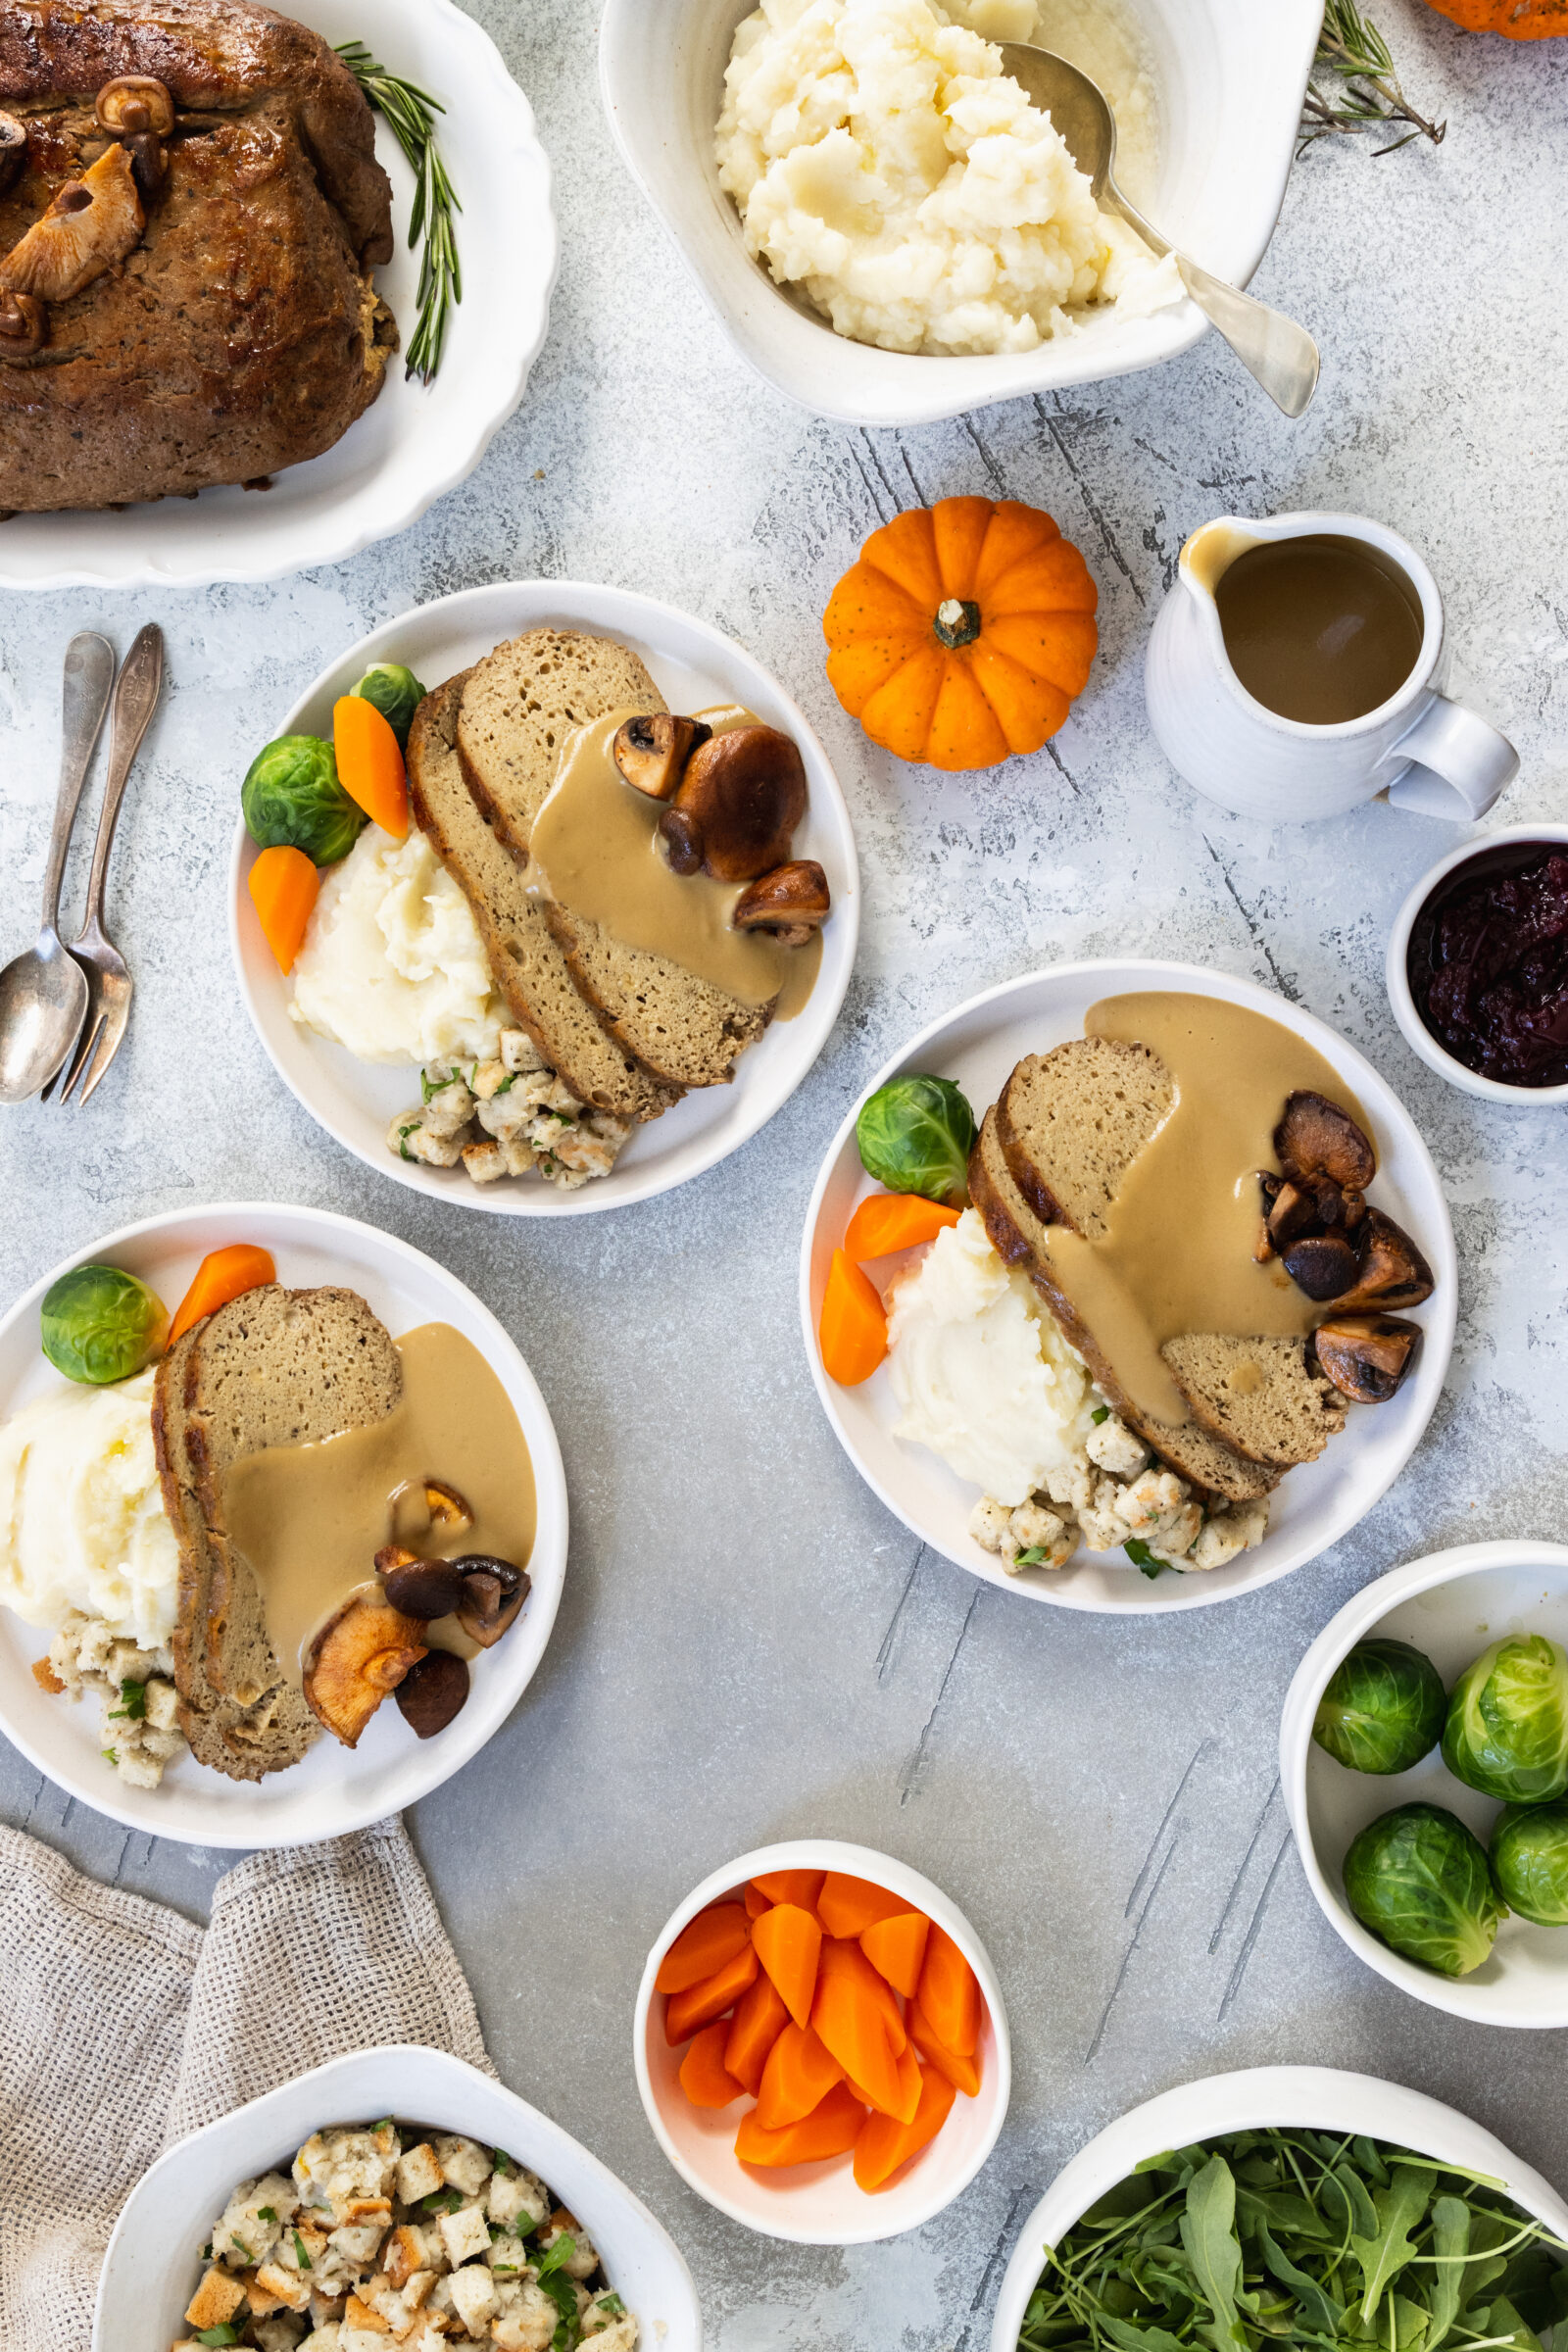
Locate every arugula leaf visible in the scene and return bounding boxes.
[1180,2156,1253,2352]
[1352,2168,1433,2324]
[1101,2317,1193,2352]
[1258,2219,1347,2336]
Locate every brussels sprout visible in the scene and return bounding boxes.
[1442,1633,1568,1805]
[856,1074,976,1205]
[241,735,366,866]
[1490,1801,1568,1927]
[1343,1802,1504,1978]
[41,1264,168,1386]
[352,661,427,750]
[1312,1638,1446,1775]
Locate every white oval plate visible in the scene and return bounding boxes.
[0,0,556,588]
[0,1202,567,1846]
[231,581,859,1215]
[800,960,1455,1615]
[1282,1539,1568,2029]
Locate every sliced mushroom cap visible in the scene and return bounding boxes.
[0,114,25,197]
[374,1545,470,1622]
[95,75,174,136]
[1328,1208,1435,1314]
[1274,1091,1376,1191]
[303,1592,427,1747]
[1311,1315,1421,1403]
[422,1478,473,1533]
[658,725,808,882]
[1281,1231,1361,1301]
[1265,1177,1319,1251]
[0,289,46,359]
[732,859,830,948]
[0,141,143,302]
[395,1648,470,1739]
[612,712,710,802]
[453,1553,529,1648]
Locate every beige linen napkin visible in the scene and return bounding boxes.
[0,1816,493,2352]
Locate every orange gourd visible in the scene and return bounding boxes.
[844,1195,960,1262]
[751,1902,822,2030]
[1422,0,1565,33]
[725,1973,790,2094]
[751,1869,825,1911]
[906,1997,983,2098]
[735,2082,866,2169]
[169,1245,277,1346]
[854,2065,956,2191]
[679,2021,744,2109]
[810,1939,905,2116]
[859,1910,931,2001]
[823,498,1098,771]
[756,2022,845,2130]
[247,844,319,975]
[817,1249,886,1385]
[817,1873,909,1939]
[656,1903,752,1995]
[915,1924,981,2057]
[663,1943,759,2044]
[333,694,409,838]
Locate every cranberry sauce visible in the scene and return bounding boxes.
[1407,841,1568,1087]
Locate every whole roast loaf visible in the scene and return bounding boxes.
[0,0,396,511]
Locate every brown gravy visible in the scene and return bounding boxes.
[1213,534,1423,725]
[221,1322,536,1686]
[526,705,820,1019]
[1041,994,1369,1425]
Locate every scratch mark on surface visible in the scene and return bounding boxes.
[859,428,903,515]
[898,1588,982,1804]
[60,1796,74,1828]
[960,413,1007,493]
[876,1543,927,1683]
[1219,1832,1292,2020]
[1033,395,1144,603]
[110,1829,131,1886]
[956,2184,1039,2350]
[1127,1740,1213,1915]
[1044,739,1082,797]
[1202,837,1299,1002]
[1133,434,1181,475]
[20,1767,44,1833]
[1088,1829,1182,2063]
[1209,1775,1281,1953]
[895,433,931,506]
[848,443,891,525]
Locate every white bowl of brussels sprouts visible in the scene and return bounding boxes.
[1282,1541,1568,2026]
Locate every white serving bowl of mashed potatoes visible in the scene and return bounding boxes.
[600,0,1320,424]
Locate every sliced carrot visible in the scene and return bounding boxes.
[847,2034,923,2123]
[818,1249,887,1386]
[816,1873,909,1940]
[247,843,319,975]
[735,2082,866,2170]
[854,2064,956,2191]
[751,1869,825,1911]
[678,2021,744,2109]
[859,1910,931,2000]
[744,1883,771,1921]
[169,1245,277,1347]
[844,1194,961,1261]
[751,1902,822,2031]
[663,1943,759,2044]
[333,693,408,839]
[907,1997,983,2098]
[756,2022,845,2130]
[724,1972,789,2095]
[810,1939,904,2116]
[656,1902,752,1995]
[915,1924,981,2057]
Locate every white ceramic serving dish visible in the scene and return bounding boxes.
[0,0,556,588]
[231,580,859,1216]
[801,959,1455,1615]
[0,1202,567,1847]
[989,2064,1568,2352]
[633,1838,1010,2245]
[96,2043,702,2352]
[599,0,1321,427]
[1387,827,1568,1106]
[1281,1540,1568,2029]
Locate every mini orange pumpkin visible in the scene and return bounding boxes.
[1422,0,1565,32]
[823,497,1098,772]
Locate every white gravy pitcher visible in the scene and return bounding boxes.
[1144,511,1518,822]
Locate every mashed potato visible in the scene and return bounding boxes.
[290,826,504,1066]
[715,0,1181,356]
[0,1370,178,1649]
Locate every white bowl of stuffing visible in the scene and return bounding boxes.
[97,2043,701,2352]
[599,0,1321,426]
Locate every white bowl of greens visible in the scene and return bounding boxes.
[990,2065,1568,2352]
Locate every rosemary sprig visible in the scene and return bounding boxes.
[1299,0,1446,158]
[336,38,463,382]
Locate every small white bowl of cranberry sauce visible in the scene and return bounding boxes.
[1388,826,1568,1105]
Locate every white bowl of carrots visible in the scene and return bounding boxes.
[633,1838,1010,2244]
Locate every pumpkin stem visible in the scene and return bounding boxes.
[933,597,982,651]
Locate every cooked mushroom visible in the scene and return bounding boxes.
[1264,1177,1319,1251]
[612,712,710,802]
[452,1554,529,1648]
[0,141,143,302]
[0,114,25,197]
[658,725,808,882]
[1274,1091,1376,1191]
[1327,1207,1435,1314]
[395,1649,470,1739]
[303,1592,427,1748]
[732,859,831,948]
[1281,1231,1361,1301]
[1311,1315,1421,1404]
[374,1545,469,1623]
[421,1478,473,1533]
[0,290,46,360]
[95,75,175,137]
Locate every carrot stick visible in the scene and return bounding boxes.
[169,1246,277,1346]
[751,1902,822,2031]
[859,1910,930,2000]
[744,1883,771,1921]
[854,2064,956,2191]
[247,844,319,975]
[844,1195,960,1261]
[678,2020,745,2109]
[724,1973,789,2095]
[751,1869,825,1911]
[816,1873,909,1939]
[735,2081,865,2170]
[656,1902,752,1995]
[915,1924,981,2057]
[809,1939,904,2115]
[756,2022,845,2130]
[907,1997,982,2098]
[663,1942,759,2044]
[333,693,408,839]
[818,1249,887,1385]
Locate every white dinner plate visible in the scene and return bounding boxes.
[800,959,1456,1616]
[0,0,556,588]
[231,580,860,1215]
[0,1202,567,1845]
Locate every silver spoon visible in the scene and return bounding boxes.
[0,633,117,1104]
[1000,42,1321,419]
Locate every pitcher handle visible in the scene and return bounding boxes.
[1382,692,1518,821]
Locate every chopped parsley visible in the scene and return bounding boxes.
[418,2186,466,2215]
[535,2235,581,2350]
[230,2236,250,2258]
[256,2208,277,2225]
[292,2230,312,2270]
[100,1747,118,1767]
[1012,1545,1049,1567]
[493,1071,516,1096]
[1091,1404,1110,1425]
[492,2146,513,2175]
[195,2330,242,2348]
[597,2293,626,2319]
[1123,1538,1165,1580]
[200,2242,213,2260]
[109,1678,146,1721]
[397,1121,420,1160]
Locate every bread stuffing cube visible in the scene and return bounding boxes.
[255,2260,315,2314]
[491,2281,562,2352]
[432,2135,491,2196]
[542,2213,599,2279]
[446,2264,499,2331]
[396,2142,444,2204]
[184,2265,248,2329]
[343,2292,389,2332]
[485,2169,548,2230]
[436,2202,491,2268]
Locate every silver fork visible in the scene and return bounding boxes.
[46,622,164,1104]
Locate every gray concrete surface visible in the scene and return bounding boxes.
[2,3,1567,2343]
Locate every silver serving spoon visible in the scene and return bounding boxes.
[0,632,117,1104]
[1000,42,1321,419]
